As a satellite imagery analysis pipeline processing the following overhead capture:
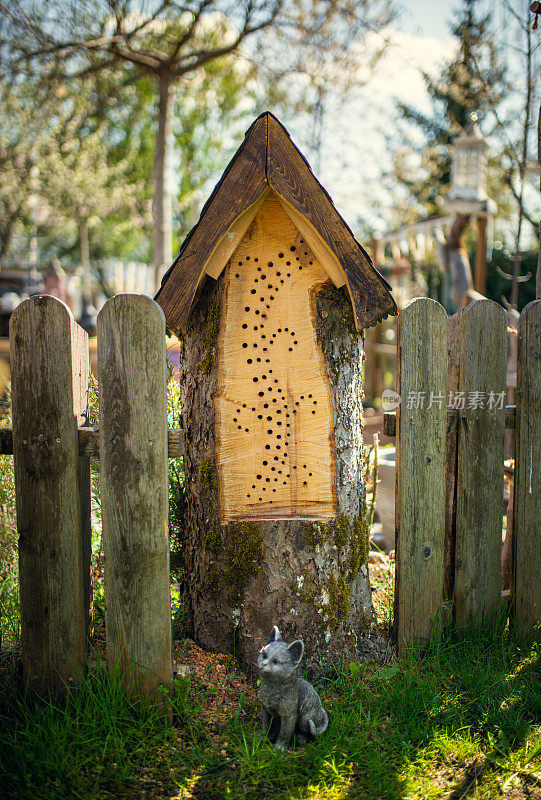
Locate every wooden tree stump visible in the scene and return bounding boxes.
[157,113,396,670]
[178,273,372,670]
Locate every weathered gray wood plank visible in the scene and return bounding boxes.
[98,294,171,701]
[454,300,506,627]
[10,296,87,690]
[513,300,541,640]
[444,313,460,602]
[394,298,448,649]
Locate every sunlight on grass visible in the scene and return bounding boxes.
[1,626,540,800]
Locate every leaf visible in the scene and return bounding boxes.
[349,662,360,676]
[524,740,541,765]
[502,773,520,791]
[379,666,400,681]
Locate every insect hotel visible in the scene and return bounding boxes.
[156,113,396,667]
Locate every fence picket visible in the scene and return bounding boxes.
[10,296,89,690]
[454,300,506,627]
[444,312,460,603]
[513,300,541,640]
[395,298,448,649]
[98,294,171,700]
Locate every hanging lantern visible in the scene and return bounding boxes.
[446,113,496,217]
[447,114,488,204]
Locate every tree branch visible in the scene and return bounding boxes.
[504,173,539,232]
[175,3,283,76]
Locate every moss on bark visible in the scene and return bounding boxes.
[205,522,263,606]
[199,458,218,492]
[299,509,371,632]
[198,297,221,374]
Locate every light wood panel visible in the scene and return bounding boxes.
[205,192,268,279]
[215,195,336,522]
[276,195,347,288]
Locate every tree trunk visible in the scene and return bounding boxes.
[153,73,174,291]
[444,214,485,309]
[80,219,90,294]
[177,277,373,673]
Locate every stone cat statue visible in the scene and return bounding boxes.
[257,626,329,752]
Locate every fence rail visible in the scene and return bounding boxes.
[0,426,184,457]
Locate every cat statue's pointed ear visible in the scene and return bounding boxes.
[267,625,282,644]
[288,640,304,665]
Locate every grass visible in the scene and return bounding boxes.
[0,623,540,800]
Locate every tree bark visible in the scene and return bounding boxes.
[177,278,373,673]
[474,216,487,295]
[153,73,174,291]
[446,215,474,307]
[80,218,91,297]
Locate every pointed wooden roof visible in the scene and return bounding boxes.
[155,112,396,332]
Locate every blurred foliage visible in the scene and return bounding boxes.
[486,248,538,312]
[0,0,399,271]
[166,356,186,585]
[0,387,18,645]
[0,58,256,268]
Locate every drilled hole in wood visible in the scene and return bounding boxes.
[216,195,336,522]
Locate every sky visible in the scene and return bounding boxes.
[400,0,452,39]
[310,2,455,234]
[200,0,536,244]
[278,0,457,235]
[304,0,538,239]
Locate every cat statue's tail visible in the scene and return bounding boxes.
[308,709,329,737]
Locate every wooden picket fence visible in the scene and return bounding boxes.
[9,293,175,696]
[386,297,540,651]
[3,294,540,695]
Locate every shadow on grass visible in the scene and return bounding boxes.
[184,622,541,800]
[0,622,539,800]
